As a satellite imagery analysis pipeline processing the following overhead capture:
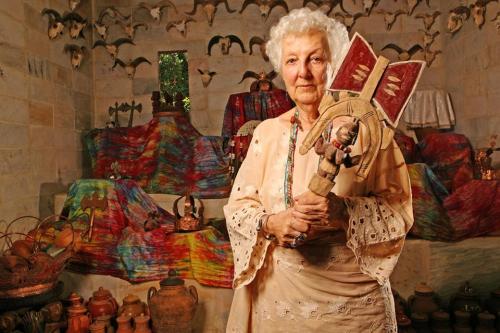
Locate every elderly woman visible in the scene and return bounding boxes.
[224,8,413,333]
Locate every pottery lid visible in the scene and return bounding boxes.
[411,312,428,322]
[123,294,140,304]
[93,287,112,300]
[67,292,83,305]
[68,302,87,314]
[431,311,450,321]
[415,282,433,294]
[160,269,184,286]
[454,310,471,319]
[477,312,495,320]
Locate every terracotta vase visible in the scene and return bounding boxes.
[450,282,482,314]
[408,283,440,316]
[118,294,148,318]
[66,300,90,333]
[410,312,431,333]
[88,287,119,319]
[453,310,472,333]
[116,315,133,333]
[94,315,114,333]
[134,314,152,333]
[148,270,198,333]
[430,310,452,333]
[89,322,106,333]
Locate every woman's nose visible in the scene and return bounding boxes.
[298,60,312,78]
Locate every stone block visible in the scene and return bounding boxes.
[0,97,29,124]
[94,78,133,97]
[24,3,47,33]
[29,77,55,103]
[0,42,26,71]
[27,55,50,80]
[73,92,92,130]
[29,101,54,126]
[0,149,31,175]
[30,126,55,149]
[0,174,35,207]
[0,123,29,149]
[55,85,75,107]
[0,196,39,226]
[0,66,28,99]
[72,71,92,94]
[25,29,50,58]
[0,1,25,22]
[51,63,72,87]
[54,104,76,129]
[0,10,25,49]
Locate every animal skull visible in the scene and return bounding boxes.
[203,4,216,26]
[64,45,86,70]
[94,22,108,40]
[258,4,271,17]
[219,37,231,54]
[471,4,486,28]
[69,21,87,39]
[49,21,65,39]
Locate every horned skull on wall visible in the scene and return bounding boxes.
[166,17,196,37]
[381,43,423,61]
[185,0,236,27]
[116,21,150,39]
[197,68,216,87]
[65,12,88,39]
[302,0,347,15]
[249,36,269,61]
[334,12,365,32]
[376,9,406,31]
[470,0,497,29]
[238,70,277,92]
[136,1,178,22]
[113,57,152,79]
[98,6,131,22]
[64,44,86,70]
[406,0,429,15]
[68,0,82,11]
[41,8,66,39]
[415,11,441,31]
[447,6,471,34]
[239,0,289,20]
[208,35,246,55]
[362,0,380,14]
[492,12,500,33]
[419,29,439,48]
[92,38,135,59]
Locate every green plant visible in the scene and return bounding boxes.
[158,51,190,111]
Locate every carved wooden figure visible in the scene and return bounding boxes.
[136,1,178,22]
[302,0,347,15]
[207,35,246,55]
[166,17,196,37]
[415,11,441,31]
[113,57,152,79]
[376,9,406,31]
[92,38,135,59]
[185,0,236,26]
[239,0,289,20]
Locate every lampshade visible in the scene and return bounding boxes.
[403,89,455,129]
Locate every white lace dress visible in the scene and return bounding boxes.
[224,109,413,333]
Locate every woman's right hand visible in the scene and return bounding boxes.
[264,208,311,247]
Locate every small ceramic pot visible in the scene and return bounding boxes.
[88,287,119,319]
[118,294,148,318]
[116,314,133,333]
[134,314,152,333]
[450,282,482,314]
[408,283,440,316]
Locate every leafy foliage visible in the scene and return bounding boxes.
[159,51,190,111]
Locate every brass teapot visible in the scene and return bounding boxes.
[147,270,198,333]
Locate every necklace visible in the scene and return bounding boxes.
[284,108,332,208]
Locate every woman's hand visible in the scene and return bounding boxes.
[293,191,346,229]
[264,208,312,247]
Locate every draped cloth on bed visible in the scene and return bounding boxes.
[85,115,231,198]
[62,179,234,287]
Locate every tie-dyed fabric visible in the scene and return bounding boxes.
[62,179,233,287]
[407,163,453,241]
[85,115,231,198]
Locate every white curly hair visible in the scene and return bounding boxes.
[266,7,350,89]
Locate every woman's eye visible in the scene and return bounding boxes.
[312,57,323,63]
[286,58,297,64]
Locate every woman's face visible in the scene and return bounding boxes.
[280,29,330,109]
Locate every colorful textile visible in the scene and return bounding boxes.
[85,115,231,198]
[444,179,500,240]
[394,131,420,164]
[62,179,234,287]
[418,133,474,192]
[221,89,294,139]
[408,163,453,241]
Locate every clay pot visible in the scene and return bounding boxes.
[66,299,90,333]
[116,315,133,333]
[94,315,114,333]
[475,312,496,333]
[118,294,148,318]
[430,310,452,333]
[408,283,440,316]
[453,310,472,333]
[450,281,482,314]
[148,270,198,333]
[410,312,431,333]
[88,287,119,319]
[134,314,152,333]
[89,322,106,333]
[485,287,500,315]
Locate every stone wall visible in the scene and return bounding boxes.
[0,0,93,226]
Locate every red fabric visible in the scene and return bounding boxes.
[418,133,474,192]
[394,131,420,164]
[443,179,500,240]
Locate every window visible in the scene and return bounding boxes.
[158,50,190,111]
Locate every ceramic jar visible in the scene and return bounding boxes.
[430,310,452,333]
[453,310,472,333]
[408,283,440,316]
[450,282,482,314]
[89,322,106,333]
[116,314,133,333]
[88,287,119,319]
[118,294,148,318]
[148,270,198,333]
[66,298,90,333]
[410,312,431,333]
[485,287,500,315]
[475,312,496,333]
[134,314,152,333]
[95,315,114,333]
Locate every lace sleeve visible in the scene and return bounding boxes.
[223,124,273,288]
[344,138,414,285]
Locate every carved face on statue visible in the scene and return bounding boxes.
[280,29,330,111]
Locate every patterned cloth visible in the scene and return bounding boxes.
[62,179,234,287]
[221,89,294,139]
[85,115,231,198]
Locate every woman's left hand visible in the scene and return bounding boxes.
[293,191,346,230]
